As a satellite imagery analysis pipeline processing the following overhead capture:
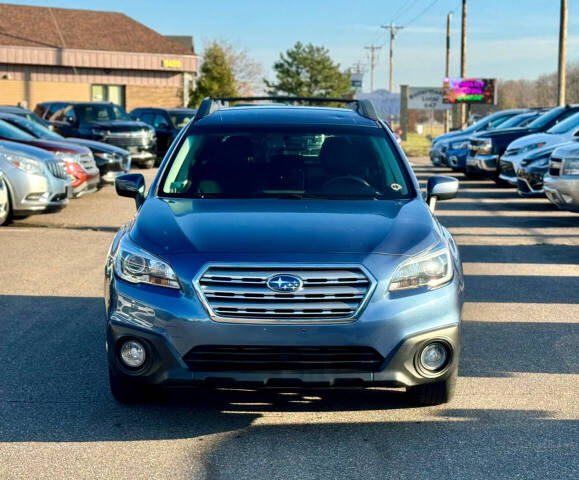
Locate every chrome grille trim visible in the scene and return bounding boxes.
[79,153,97,171]
[46,160,67,179]
[194,264,377,324]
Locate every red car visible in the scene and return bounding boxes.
[0,118,100,197]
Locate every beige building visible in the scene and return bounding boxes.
[0,3,198,111]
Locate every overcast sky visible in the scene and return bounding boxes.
[6,0,578,92]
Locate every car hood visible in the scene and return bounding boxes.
[551,141,579,158]
[82,120,151,132]
[1,138,90,154]
[65,138,128,155]
[473,126,535,139]
[507,132,569,150]
[130,197,440,256]
[434,130,469,144]
[0,139,55,162]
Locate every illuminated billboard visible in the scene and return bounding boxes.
[443,78,497,104]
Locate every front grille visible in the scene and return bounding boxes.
[183,345,384,372]
[104,132,150,148]
[549,157,562,176]
[46,160,67,179]
[78,153,96,171]
[500,160,516,177]
[195,265,375,322]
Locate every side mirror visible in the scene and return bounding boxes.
[66,116,76,125]
[115,173,146,209]
[426,176,459,213]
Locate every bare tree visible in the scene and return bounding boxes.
[220,41,265,96]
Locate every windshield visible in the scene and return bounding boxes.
[170,112,196,128]
[160,130,413,200]
[546,111,579,135]
[0,119,36,141]
[527,107,567,129]
[76,104,131,122]
[498,113,537,129]
[9,117,63,140]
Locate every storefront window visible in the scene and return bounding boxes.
[91,85,125,107]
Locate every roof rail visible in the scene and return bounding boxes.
[192,96,380,123]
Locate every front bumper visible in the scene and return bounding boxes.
[429,148,447,166]
[498,158,518,185]
[544,174,579,211]
[105,254,463,389]
[466,154,498,174]
[516,165,547,197]
[98,160,131,184]
[10,169,69,216]
[447,148,469,170]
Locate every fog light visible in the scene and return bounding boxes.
[419,342,448,371]
[120,340,146,368]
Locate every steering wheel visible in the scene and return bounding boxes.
[323,175,373,189]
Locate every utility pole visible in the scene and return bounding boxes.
[558,0,567,106]
[364,45,381,92]
[445,12,452,133]
[381,23,404,93]
[460,0,467,127]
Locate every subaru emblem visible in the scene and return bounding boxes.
[266,274,303,293]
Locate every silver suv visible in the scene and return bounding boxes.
[0,140,70,223]
[544,142,579,212]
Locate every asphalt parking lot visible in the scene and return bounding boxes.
[0,158,577,480]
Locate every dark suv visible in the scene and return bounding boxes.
[43,102,157,168]
[130,107,197,161]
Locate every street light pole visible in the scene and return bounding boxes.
[445,12,452,133]
[460,0,467,127]
[558,0,568,106]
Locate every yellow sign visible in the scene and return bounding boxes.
[162,59,182,68]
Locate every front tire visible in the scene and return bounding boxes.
[407,374,456,406]
[0,176,12,226]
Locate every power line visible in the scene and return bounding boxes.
[391,0,419,23]
[405,0,441,26]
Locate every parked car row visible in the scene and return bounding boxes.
[0,101,196,226]
[430,105,579,212]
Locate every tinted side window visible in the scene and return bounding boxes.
[153,114,170,128]
[140,113,154,125]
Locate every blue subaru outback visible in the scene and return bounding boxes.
[106,97,463,405]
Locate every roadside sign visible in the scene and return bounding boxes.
[408,87,450,110]
[443,78,497,104]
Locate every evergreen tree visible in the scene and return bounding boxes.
[265,42,351,99]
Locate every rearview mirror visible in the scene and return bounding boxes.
[115,173,146,209]
[426,176,459,213]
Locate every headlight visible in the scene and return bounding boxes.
[94,152,119,162]
[6,153,45,176]
[54,151,81,164]
[114,235,180,289]
[389,247,453,292]
[520,142,546,154]
[450,140,469,150]
[92,129,107,137]
[562,157,579,176]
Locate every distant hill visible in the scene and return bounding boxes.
[355,90,400,119]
